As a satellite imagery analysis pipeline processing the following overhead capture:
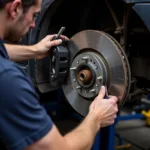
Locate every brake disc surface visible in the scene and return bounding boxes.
[62,30,131,116]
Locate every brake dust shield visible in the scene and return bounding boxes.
[62,30,131,116]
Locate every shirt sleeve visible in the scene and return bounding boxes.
[0,65,53,150]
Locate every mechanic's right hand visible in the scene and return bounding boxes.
[33,34,69,59]
[89,86,118,127]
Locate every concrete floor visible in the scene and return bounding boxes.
[116,111,150,150]
[116,121,150,150]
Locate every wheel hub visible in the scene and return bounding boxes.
[70,51,108,99]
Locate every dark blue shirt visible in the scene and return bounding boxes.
[0,39,53,150]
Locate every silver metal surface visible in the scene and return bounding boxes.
[62,30,131,116]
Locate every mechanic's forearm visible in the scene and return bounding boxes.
[5,44,37,61]
[64,113,100,150]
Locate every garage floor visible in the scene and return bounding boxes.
[116,110,150,150]
[53,108,150,150]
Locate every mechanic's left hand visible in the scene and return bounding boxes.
[33,34,69,59]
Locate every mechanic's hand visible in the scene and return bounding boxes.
[33,34,69,59]
[89,86,118,128]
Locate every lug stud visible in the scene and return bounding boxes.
[90,89,96,93]
[70,67,77,71]
[82,56,89,61]
[76,86,81,89]
[97,76,102,80]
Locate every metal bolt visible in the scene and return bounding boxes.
[73,79,76,82]
[82,56,89,61]
[97,76,102,80]
[77,61,79,64]
[96,84,98,87]
[95,66,98,69]
[85,90,87,93]
[76,86,81,89]
[90,89,96,93]
[70,67,77,71]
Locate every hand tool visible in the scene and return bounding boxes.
[105,84,109,99]
[105,84,116,150]
[52,26,66,40]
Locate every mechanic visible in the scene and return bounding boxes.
[0,1,118,150]
[4,0,57,62]
[4,0,59,62]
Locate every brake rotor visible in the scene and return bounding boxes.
[62,30,131,116]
